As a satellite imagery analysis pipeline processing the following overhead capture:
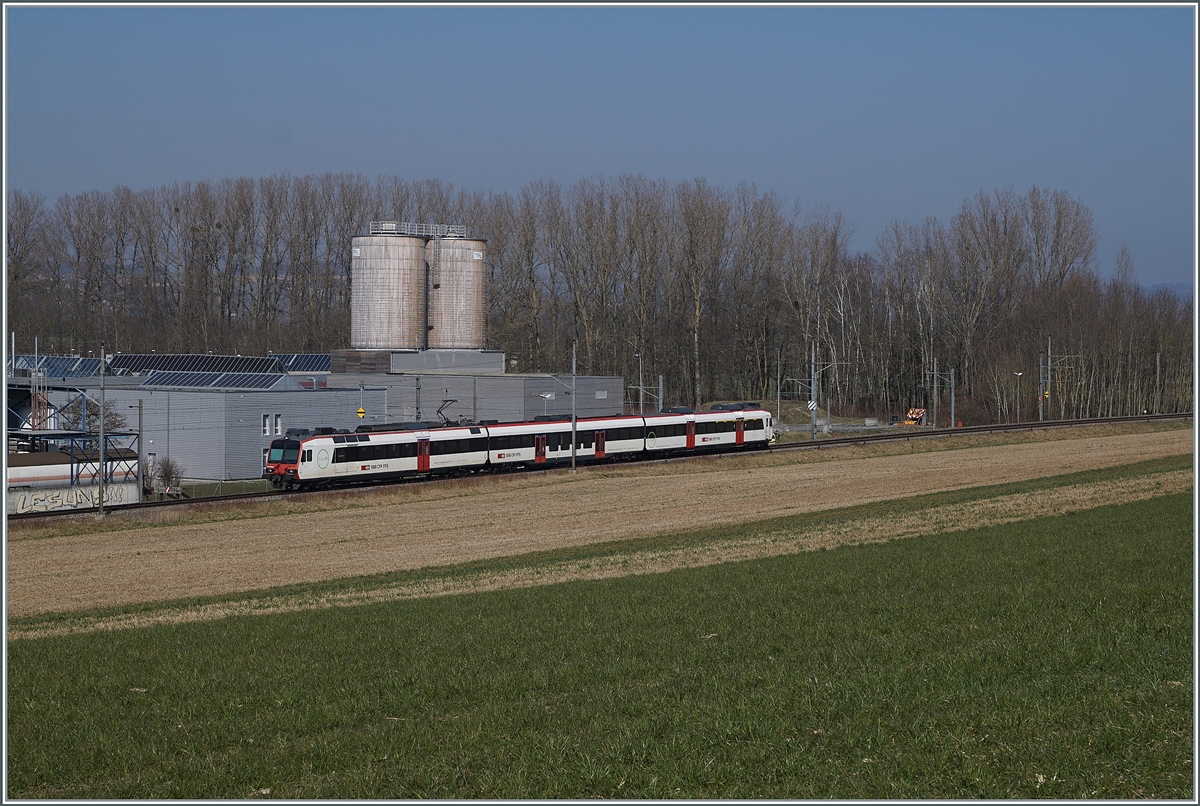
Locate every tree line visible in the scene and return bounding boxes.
[6,174,1192,423]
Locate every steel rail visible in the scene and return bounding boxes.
[8,412,1190,523]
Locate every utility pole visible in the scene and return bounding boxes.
[1043,336,1080,421]
[950,368,955,429]
[1038,352,1044,421]
[136,399,143,502]
[810,342,817,439]
[571,341,577,474]
[775,346,782,424]
[807,342,849,439]
[924,360,956,428]
[637,352,644,415]
[1155,352,1161,414]
[98,342,105,516]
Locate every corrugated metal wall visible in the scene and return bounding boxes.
[228,389,389,479]
[34,373,625,480]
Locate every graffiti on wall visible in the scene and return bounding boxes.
[8,483,140,515]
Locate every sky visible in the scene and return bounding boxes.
[4,4,1196,289]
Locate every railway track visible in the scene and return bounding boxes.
[9,412,1191,523]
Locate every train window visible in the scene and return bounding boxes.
[268,440,300,463]
[521,433,535,449]
[333,447,345,464]
[471,437,487,452]
[548,433,561,450]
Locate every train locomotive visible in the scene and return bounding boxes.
[263,404,773,491]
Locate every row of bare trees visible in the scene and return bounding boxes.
[7,174,1192,422]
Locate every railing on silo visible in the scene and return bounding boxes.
[369,221,467,239]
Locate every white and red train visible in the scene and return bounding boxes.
[263,404,773,490]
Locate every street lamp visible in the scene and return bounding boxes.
[1014,372,1023,423]
[539,392,553,416]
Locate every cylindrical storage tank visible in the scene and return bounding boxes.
[350,235,428,349]
[426,237,487,349]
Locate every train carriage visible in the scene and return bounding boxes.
[642,410,693,453]
[264,404,773,489]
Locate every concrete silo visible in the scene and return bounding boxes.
[426,236,487,350]
[349,231,427,350]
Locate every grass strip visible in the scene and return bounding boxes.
[6,491,1192,799]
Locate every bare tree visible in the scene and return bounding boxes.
[673,179,731,407]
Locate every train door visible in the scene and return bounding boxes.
[534,434,547,464]
[735,418,745,446]
[686,420,696,450]
[417,439,431,473]
[594,431,606,459]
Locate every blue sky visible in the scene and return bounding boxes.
[4,4,1195,288]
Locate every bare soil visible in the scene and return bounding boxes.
[6,426,1193,630]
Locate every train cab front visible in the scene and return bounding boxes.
[265,438,302,489]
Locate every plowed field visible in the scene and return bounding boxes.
[7,425,1193,629]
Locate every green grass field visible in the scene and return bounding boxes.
[7,484,1193,798]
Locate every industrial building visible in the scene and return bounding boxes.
[6,221,627,510]
[9,362,621,484]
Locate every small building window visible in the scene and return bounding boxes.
[274,414,282,435]
[262,414,270,436]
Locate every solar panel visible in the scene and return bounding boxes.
[215,372,285,390]
[9,355,104,377]
[272,354,332,373]
[139,371,285,390]
[109,354,283,375]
